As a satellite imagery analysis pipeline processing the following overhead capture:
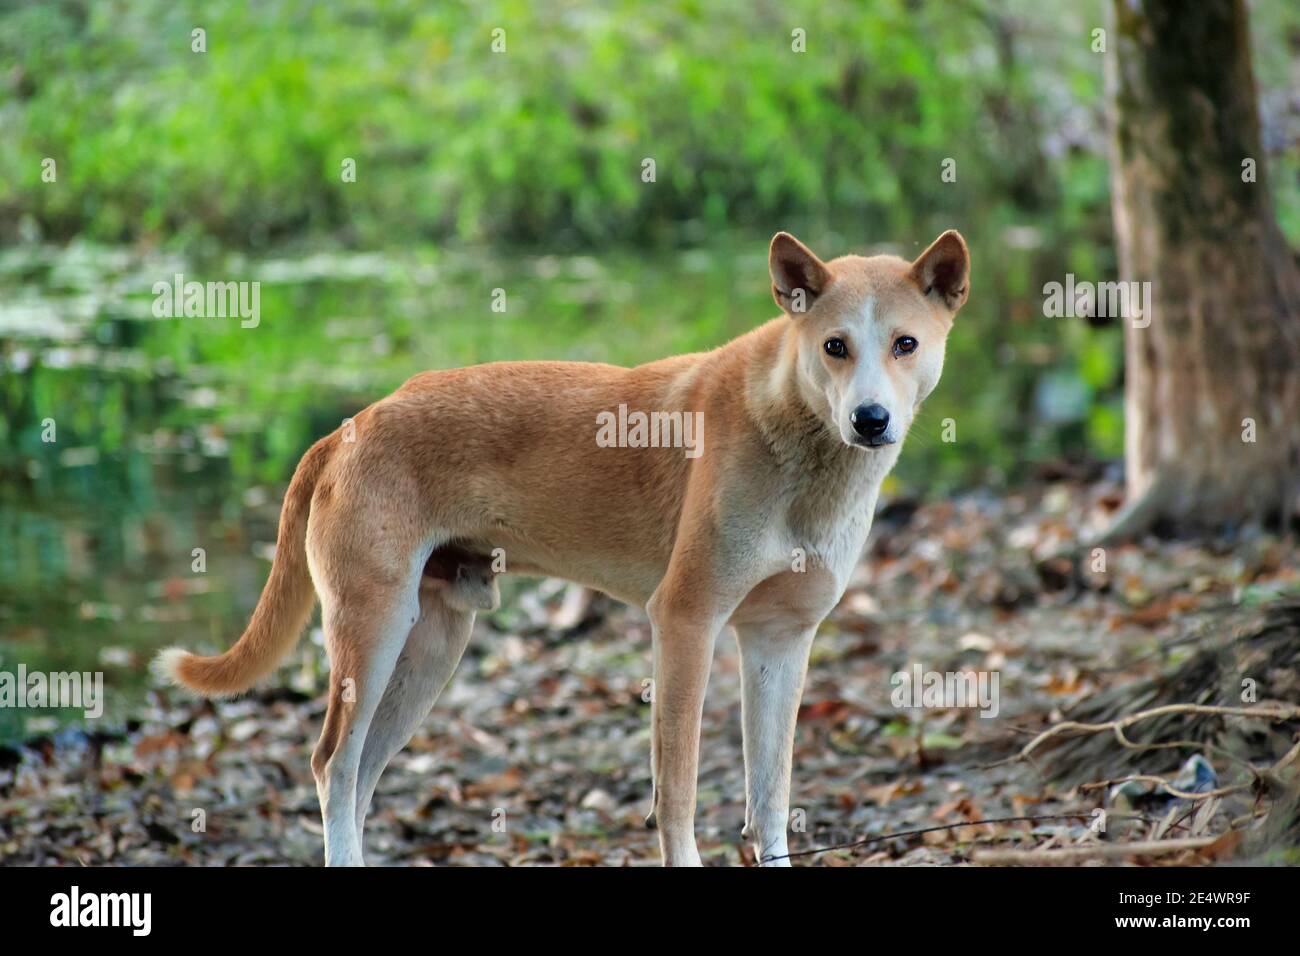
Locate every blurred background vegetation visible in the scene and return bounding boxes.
[0,0,1297,733]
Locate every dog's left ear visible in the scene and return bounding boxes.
[770,232,832,316]
[910,230,970,312]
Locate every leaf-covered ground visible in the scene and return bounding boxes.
[3,474,1298,866]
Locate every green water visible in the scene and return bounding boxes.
[0,235,1123,739]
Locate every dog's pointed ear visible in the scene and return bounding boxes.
[910,230,970,312]
[769,232,832,316]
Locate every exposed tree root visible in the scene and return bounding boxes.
[1009,703,1300,766]
[1024,601,1300,786]
[1088,478,1169,547]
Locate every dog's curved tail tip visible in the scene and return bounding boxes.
[150,646,241,699]
[151,432,336,699]
[150,646,221,697]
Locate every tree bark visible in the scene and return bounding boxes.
[1103,0,1300,539]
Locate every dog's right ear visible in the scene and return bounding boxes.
[769,232,831,316]
[910,229,970,312]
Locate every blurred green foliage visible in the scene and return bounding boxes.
[4,0,1294,250]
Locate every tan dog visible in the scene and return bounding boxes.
[154,230,970,866]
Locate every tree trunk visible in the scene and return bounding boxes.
[1103,0,1300,539]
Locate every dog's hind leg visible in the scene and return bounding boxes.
[311,579,421,867]
[353,588,475,839]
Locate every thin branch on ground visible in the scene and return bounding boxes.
[758,811,1190,864]
[971,836,1223,866]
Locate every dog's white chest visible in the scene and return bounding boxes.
[784,461,881,574]
[728,476,878,631]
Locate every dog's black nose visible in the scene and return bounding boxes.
[850,403,890,439]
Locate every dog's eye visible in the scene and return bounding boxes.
[892,335,918,357]
[824,337,848,358]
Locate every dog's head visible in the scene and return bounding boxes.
[769,229,969,450]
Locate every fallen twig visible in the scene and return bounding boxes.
[759,811,1185,864]
[971,836,1221,865]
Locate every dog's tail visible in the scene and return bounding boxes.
[152,433,337,697]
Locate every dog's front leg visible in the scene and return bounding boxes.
[647,598,723,867]
[736,621,817,867]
